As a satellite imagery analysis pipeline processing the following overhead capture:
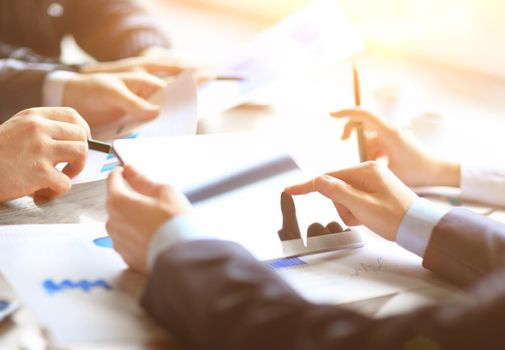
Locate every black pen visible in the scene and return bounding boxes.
[88,139,112,154]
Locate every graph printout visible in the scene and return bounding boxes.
[0,224,166,347]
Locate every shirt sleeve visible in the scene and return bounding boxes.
[42,71,79,107]
[396,198,450,257]
[460,164,505,207]
[147,214,215,271]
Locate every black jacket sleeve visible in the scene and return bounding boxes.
[1,42,53,63]
[0,58,76,122]
[142,238,505,350]
[64,0,170,61]
[0,0,170,61]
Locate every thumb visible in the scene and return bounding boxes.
[312,175,364,209]
[35,169,72,199]
[114,84,160,121]
[122,164,161,197]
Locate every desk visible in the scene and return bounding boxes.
[1,0,505,348]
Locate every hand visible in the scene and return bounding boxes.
[81,48,196,76]
[64,72,166,128]
[106,165,191,274]
[285,162,418,241]
[0,108,90,202]
[331,108,461,187]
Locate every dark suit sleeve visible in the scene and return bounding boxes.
[423,208,505,287]
[142,236,505,350]
[0,42,64,64]
[64,0,170,61]
[0,59,76,122]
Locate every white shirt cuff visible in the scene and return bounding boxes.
[396,198,450,258]
[461,164,505,207]
[42,71,79,107]
[147,214,214,271]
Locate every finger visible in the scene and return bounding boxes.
[365,136,384,161]
[285,178,317,196]
[341,121,355,140]
[120,73,167,98]
[107,167,127,200]
[35,169,72,199]
[105,220,131,258]
[122,164,161,197]
[114,84,161,121]
[50,141,88,178]
[330,109,392,133]
[311,175,363,207]
[334,203,361,226]
[105,219,130,242]
[142,63,186,75]
[286,163,370,195]
[46,120,88,142]
[107,167,151,210]
[37,107,91,139]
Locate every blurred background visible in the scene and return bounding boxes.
[137,0,505,78]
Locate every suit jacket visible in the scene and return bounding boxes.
[0,57,76,122]
[142,208,505,350]
[0,0,169,61]
[0,0,169,122]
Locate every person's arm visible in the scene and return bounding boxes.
[0,59,77,122]
[331,109,461,188]
[423,208,505,286]
[143,237,505,350]
[0,42,70,65]
[333,109,505,208]
[64,0,169,61]
[106,164,505,350]
[396,197,505,286]
[287,162,505,286]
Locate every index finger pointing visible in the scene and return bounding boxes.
[285,178,316,196]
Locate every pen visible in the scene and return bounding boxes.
[353,60,367,162]
[215,75,244,81]
[88,139,112,154]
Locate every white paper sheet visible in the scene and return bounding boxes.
[72,71,198,185]
[198,0,364,114]
[0,224,166,347]
[271,239,443,305]
[0,224,445,347]
[113,132,362,260]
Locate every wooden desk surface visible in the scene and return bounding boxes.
[1,0,505,348]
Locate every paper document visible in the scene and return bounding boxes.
[113,132,361,260]
[270,239,443,305]
[113,133,294,196]
[72,71,198,184]
[0,224,166,347]
[199,0,364,114]
[0,224,446,345]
